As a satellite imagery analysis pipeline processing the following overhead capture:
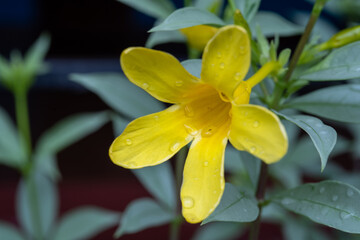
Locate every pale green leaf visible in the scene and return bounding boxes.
[111,113,130,137]
[286,84,360,123]
[240,152,260,188]
[233,0,261,22]
[299,42,360,81]
[115,198,174,238]
[149,7,225,32]
[191,222,243,240]
[24,33,51,76]
[181,59,202,78]
[0,221,25,240]
[117,0,175,19]
[273,181,360,234]
[277,113,337,171]
[52,207,119,240]
[146,30,186,48]
[132,162,176,211]
[203,183,259,224]
[69,73,164,118]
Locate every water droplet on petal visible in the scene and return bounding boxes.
[203,161,209,167]
[142,83,149,89]
[332,195,338,202]
[154,115,159,121]
[128,162,137,168]
[183,197,195,209]
[347,189,354,197]
[125,138,132,145]
[252,121,260,128]
[216,52,222,58]
[175,80,183,87]
[202,126,216,137]
[184,105,195,118]
[234,72,242,81]
[219,62,225,69]
[250,146,256,153]
[170,142,180,152]
[184,124,198,136]
[213,190,217,194]
[319,187,325,194]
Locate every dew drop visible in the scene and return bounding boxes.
[170,142,180,152]
[128,162,137,168]
[125,138,132,145]
[347,189,354,197]
[250,146,256,153]
[243,208,248,213]
[252,121,260,128]
[183,197,195,209]
[184,105,195,118]
[332,195,338,202]
[175,80,183,87]
[184,124,198,136]
[340,212,352,220]
[203,161,209,167]
[219,62,225,69]
[153,115,159,121]
[213,190,217,194]
[234,72,242,81]
[216,52,222,58]
[142,82,149,89]
[319,187,325,194]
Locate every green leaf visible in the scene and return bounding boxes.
[233,0,261,22]
[181,59,202,78]
[250,12,303,37]
[273,181,360,234]
[203,183,259,224]
[0,107,25,168]
[132,162,176,211]
[286,84,360,123]
[24,33,51,76]
[117,0,175,19]
[240,152,260,188]
[277,113,337,171]
[224,145,243,173]
[35,111,109,156]
[69,73,164,118]
[191,222,243,240]
[0,221,25,240]
[115,198,175,238]
[149,7,225,32]
[34,154,61,181]
[16,173,58,239]
[52,207,120,240]
[110,113,130,137]
[298,42,360,81]
[146,30,186,48]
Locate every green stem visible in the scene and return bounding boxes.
[228,0,237,12]
[170,216,183,240]
[248,162,269,240]
[184,0,192,7]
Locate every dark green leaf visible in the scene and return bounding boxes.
[273,181,360,234]
[146,30,186,48]
[299,42,360,81]
[115,198,175,238]
[69,73,164,118]
[0,221,25,240]
[149,7,225,32]
[117,0,175,19]
[191,222,243,240]
[240,152,260,188]
[110,113,130,137]
[52,207,120,240]
[132,162,176,211]
[278,113,337,171]
[203,183,259,224]
[181,59,202,78]
[286,84,360,123]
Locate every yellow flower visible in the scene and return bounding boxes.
[180,25,218,51]
[109,25,288,223]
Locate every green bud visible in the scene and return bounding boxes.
[279,49,291,66]
[318,25,360,51]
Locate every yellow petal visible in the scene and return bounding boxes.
[201,25,250,100]
[229,105,288,164]
[180,121,230,223]
[121,47,200,104]
[109,105,193,168]
[180,25,218,51]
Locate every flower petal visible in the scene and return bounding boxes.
[201,25,250,100]
[180,122,229,223]
[109,105,193,168]
[121,47,200,104]
[180,25,218,51]
[229,105,288,164]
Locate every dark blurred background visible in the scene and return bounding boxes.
[0,0,346,239]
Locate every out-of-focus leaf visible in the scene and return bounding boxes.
[132,162,176,211]
[250,12,303,37]
[286,84,360,123]
[278,113,337,171]
[0,107,25,168]
[69,73,164,118]
[114,198,175,238]
[203,183,258,224]
[0,221,25,240]
[283,217,329,240]
[191,222,243,240]
[17,173,58,239]
[299,42,360,81]
[224,145,243,173]
[181,59,202,78]
[233,0,261,22]
[24,33,50,76]
[117,0,175,19]
[240,152,260,188]
[149,7,225,32]
[110,113,130,137]
[146,30,186,48]
[35,111,109,156]
[52,207,120,240]
[273,181,360,234]
[34,154,61,181]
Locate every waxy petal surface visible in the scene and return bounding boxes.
[229,105,288,164]
[180,25,218,51]
[109,105,193,168]
[121,47,200,104]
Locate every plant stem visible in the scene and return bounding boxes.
[248,162,268,240]
[170,216,183,240]
[184,0,192,7]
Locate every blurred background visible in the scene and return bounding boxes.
[0,0,355,239]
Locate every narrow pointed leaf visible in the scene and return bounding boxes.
[117,0,175,19]
[273,181,360,234]
[146,31,186,48]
